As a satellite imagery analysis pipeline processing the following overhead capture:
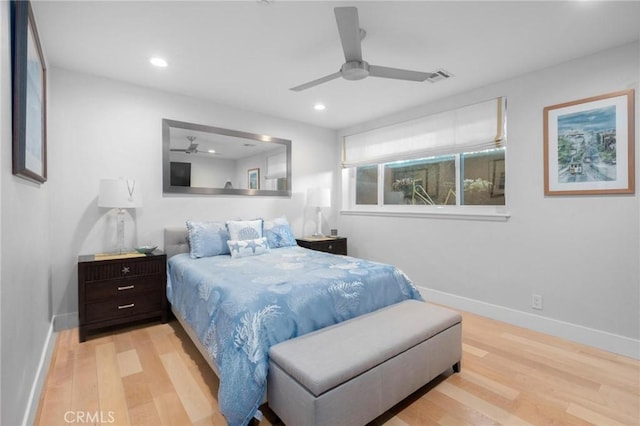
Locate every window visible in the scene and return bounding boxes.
[356,165,378,205]
[384,156,456,205]
[343,98,507,215]
[461,149,505,205]
[354,148,505,208]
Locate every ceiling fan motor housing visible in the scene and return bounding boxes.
[341,60,370,80]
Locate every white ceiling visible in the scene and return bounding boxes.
[32,1,640,130]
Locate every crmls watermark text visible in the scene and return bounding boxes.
[64,411,115,423]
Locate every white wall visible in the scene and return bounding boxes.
[48,68,337,322]
[170,152,237,188]
[1,2,53,425]
[338,42,640,357]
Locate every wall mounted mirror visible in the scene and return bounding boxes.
[163,119,291,196]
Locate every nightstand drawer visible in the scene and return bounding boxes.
[81,260,163,282]
[84,277,162,303]
[296,238,347,255]
[85,293,163,323]
[315,239,346,254]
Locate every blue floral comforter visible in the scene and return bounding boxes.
[167,246,422,426]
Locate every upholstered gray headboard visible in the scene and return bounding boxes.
[164,227,189,259]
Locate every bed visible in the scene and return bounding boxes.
[164,224,423,426]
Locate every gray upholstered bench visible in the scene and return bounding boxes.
[267,299,462,426]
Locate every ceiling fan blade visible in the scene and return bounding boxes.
[289,71,342,92]
[369,65,434,82]
[334,7,363,62]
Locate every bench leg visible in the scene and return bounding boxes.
[452,361,461,373]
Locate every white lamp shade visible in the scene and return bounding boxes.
[307,187,331,207]
[98,178,142,208]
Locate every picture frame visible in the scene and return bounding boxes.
[248,168,260,190]
[11,0,47,184]
[544,90,634,195]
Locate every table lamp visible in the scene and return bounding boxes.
[307,187,331,238]
[98,178,142,253]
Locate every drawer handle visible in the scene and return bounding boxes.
[328,245,333,250]
[118,303,135,310]
[117,285,135,291]
[121,266,130,274]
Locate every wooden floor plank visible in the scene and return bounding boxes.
[436,381,534,426]
[457,369,520,401]
[566,402,631,426]
[127,400,163,426]
[70,349,99,423]
[95,342,131,426]
[462,342,488,358]
[117,349,143,378]
[35,309,640,426]
[153,391,192,426]
[160,351,214,423]
[122,373,154,410]
[134,330,176,399]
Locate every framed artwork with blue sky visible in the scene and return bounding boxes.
[544,90,634,195]
[11,0,47,184]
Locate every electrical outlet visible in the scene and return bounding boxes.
[532,294,543,310]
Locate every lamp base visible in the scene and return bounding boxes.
[314,207,325,238]
[116,208,126,254]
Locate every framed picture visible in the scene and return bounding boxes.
[11,0,47,184]
[544,90,634,195]
[248,168,260,190]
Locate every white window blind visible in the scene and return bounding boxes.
[265,152,287,179]
[342,97,506,168]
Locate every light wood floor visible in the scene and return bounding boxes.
[35,309,640,426]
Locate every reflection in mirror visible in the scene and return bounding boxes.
[163,119,291,196]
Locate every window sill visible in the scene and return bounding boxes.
[340,207,510,222]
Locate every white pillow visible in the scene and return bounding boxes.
[227,237,270,258]
[226,219,263,240]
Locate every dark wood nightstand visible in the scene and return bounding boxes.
[77,251,167,342]
[296,237,347,255]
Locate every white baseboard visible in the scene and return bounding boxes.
[419,287,640,360]
[22,320,56,426]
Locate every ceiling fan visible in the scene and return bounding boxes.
[290,7,443,92]
[170,135,199,154]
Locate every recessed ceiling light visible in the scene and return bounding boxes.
[314,103,326,111]
[150,57,168,68]
[208,149,216,154]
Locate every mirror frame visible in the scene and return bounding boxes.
[163,119,292,196]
